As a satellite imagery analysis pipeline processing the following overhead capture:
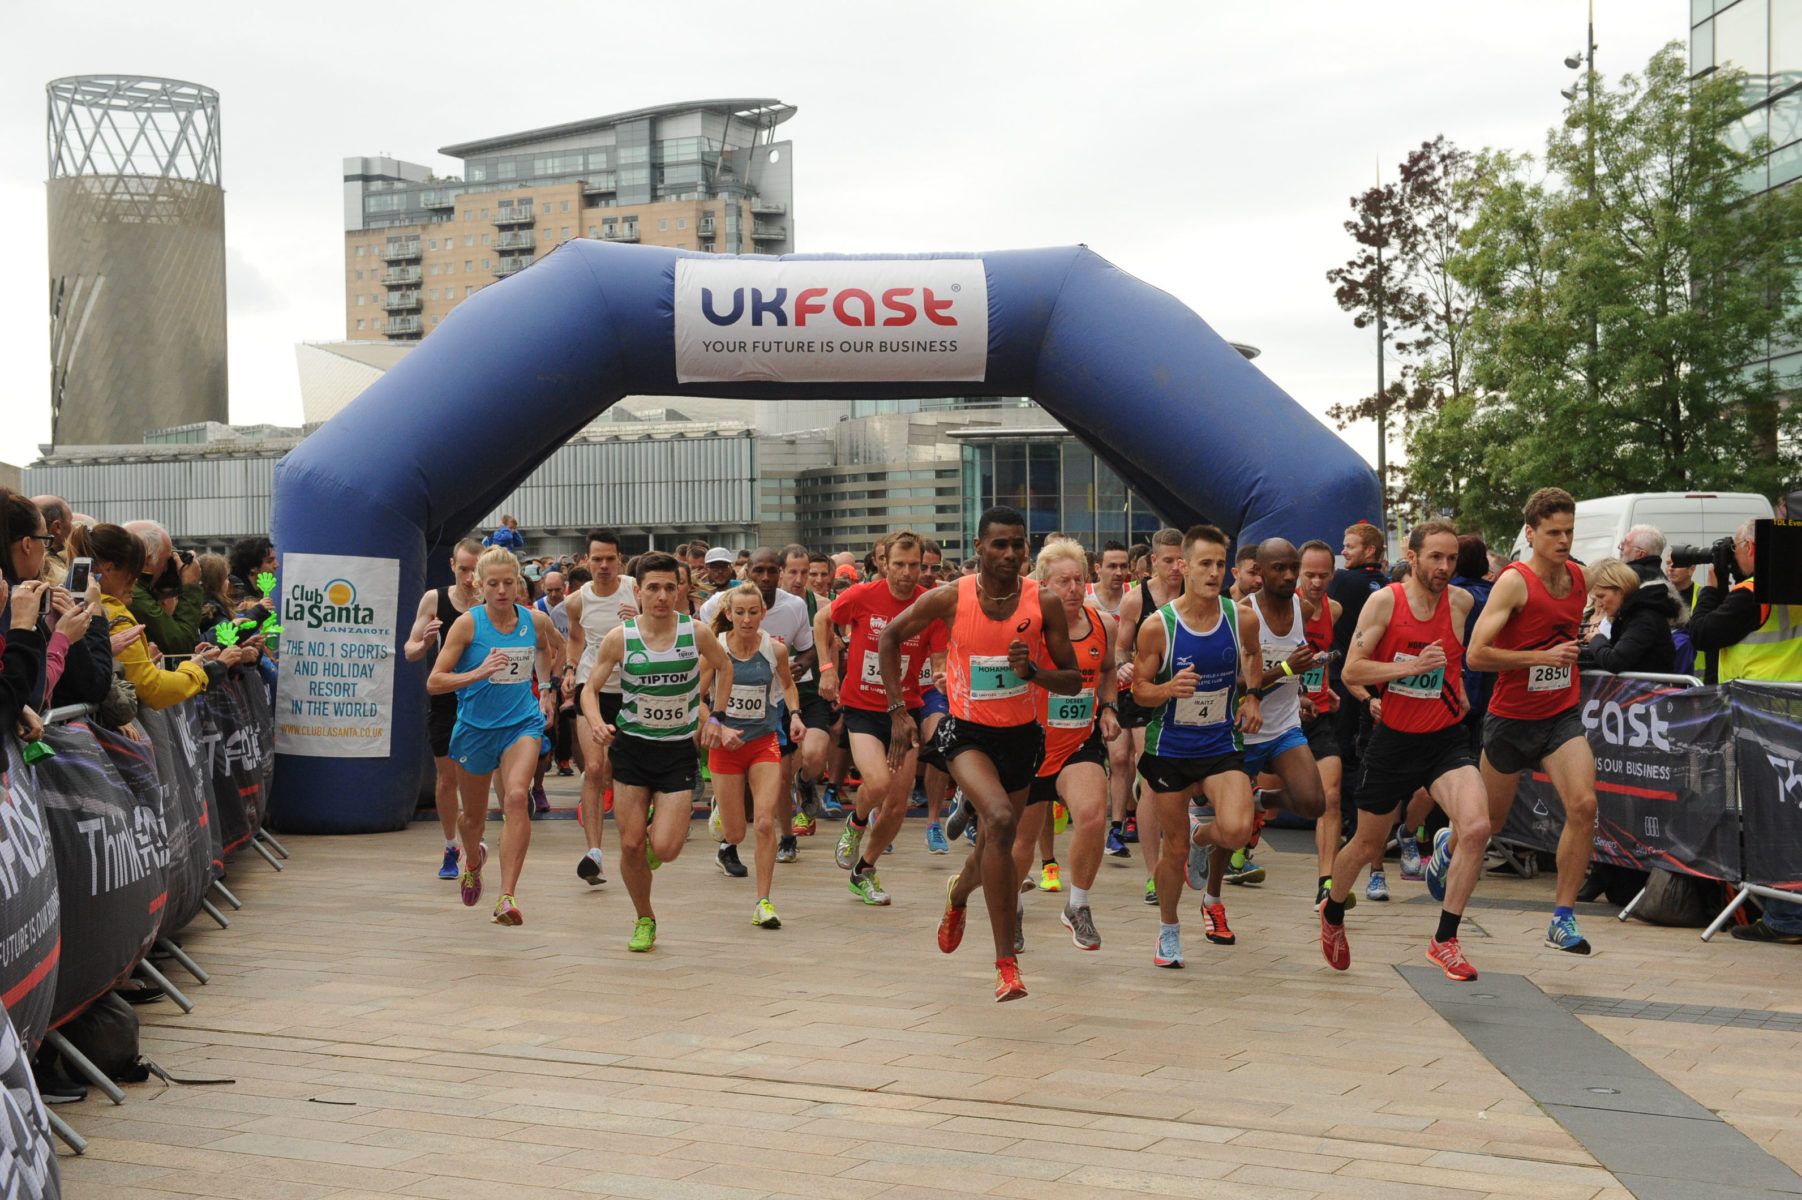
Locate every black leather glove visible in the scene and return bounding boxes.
[1712,537,1738,588]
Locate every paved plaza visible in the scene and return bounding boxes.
[55,780,1802,1200]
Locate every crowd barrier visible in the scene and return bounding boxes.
[1497,672,1802,939]
[0,669,283,1167]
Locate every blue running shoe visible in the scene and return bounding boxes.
[1425,828,1453,903]
[1105,828,1129,858]
[1154,925,1184,969]
[1365,870,1390,902]
[925,822,950,855]
[1545,913,1592,955]
[820,785,845,819]
[437,844,459,880]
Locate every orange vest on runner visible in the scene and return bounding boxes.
[945,574,1044,726]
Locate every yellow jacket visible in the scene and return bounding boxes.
[104,593,208,709]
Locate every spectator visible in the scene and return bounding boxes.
[30,494,73,586]
[534,570,568,625]
[485,515,525,554]
[685,538,709,570]
[673,561,698,616]
[1486,550,1508,580]
[123,519,206,656]
[229,536,276,598]
[1452,534,1495,735]
[3,489,108,712]
[197,553,238,630]
[1578,557,1678,675]
[1,577,48,738]
[82,523,226,709]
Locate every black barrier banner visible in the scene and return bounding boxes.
[236,675,275,839]
[37,723,164,1031]
[201,676,263,854]
[1504,674,1739,880]
[1728,682,1802,893]
[0,1009,59,1200]
[0,745,59,1050]
[139,706,213,933]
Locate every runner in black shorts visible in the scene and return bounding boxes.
[403,537,483,881]
[1111,527,1187,899]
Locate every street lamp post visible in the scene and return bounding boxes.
[1563,0,1599,410]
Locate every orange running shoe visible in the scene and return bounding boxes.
[1427,937,1478,981]
[938,874,966,954]
[1202,902,1235,946]
[994,957,1027,1002]
[1320,910,1351,971]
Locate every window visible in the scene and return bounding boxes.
[560,200,570,212]
[676,217,687,229]
[354,269,364,281]
[465,260,473,271]
[356,295,365,306]
[356,319,365,330]
[658,218,669,231]
[481,234,490,245]
[1716,0,1771,100]
[465,285,475,297]
[355,245,366,257]
[561,226,569,238]
[427,239,436,250]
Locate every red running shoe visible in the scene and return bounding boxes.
[1427,937,1478,981]
[994,957,1027,1002]
[938,875,966,954]
[1202,902,1236,946]
[1320,911,1351,971]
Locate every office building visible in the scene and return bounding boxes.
[343,99,795,341]
[45,76,229,445]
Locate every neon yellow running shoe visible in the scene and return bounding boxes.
[708,801,723,840]
[752,897,781,929]
[1039,862,1063,892]
[628,916,657,952]
[646,842,662,871]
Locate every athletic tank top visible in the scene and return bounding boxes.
[576,577,639,693]
[1373,583,1463,734]
[454,604,540,730]
[1488,561,1586,720]
[1036,602,1106,774]
[430,586,470,715]
[1245,593,1306,744]
[720,631,781,741]
[1303,600,1335,712]
[1143,598,1241,759]
[945,574,1044,726]
[1087,582,1122,617]
[1132,577,1184,642]
[614,614,701,742]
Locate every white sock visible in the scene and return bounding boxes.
[720,841,731,851]
[1160,921,1181,937]
[1204,891,1220,907]
[446,839,457,850]
[1068,885,1089,909]
[586,847,604,865]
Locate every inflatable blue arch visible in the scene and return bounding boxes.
[270,242,1379,834]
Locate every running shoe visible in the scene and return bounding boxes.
[577,850,607,886]
[1143,878,1158,906]
[834,818,864,870]
[1545,913,1593,955]
[1154,925,1184,968]
[645,841,661,871]
[556,763,574,776]
[945,790,972,841]
[438,844,459,880]
[995,958,1028,1002]
[777,836,798,864]
[1013,904,1026,954]
[708,801,724,841]
[1313,881,1356,912]
[848,868,890,906]
[1425,827,1453,903]
[531,785,549,815]
[492,894,523,926]
[1366,870,1390,902]
[1105,828,1129,858]
[1019,874,1038,894]
[718,844,748,878]
[1039,862,1062,892]
[1052,802,1069,835]
[1320,910,1351,971]
[911,782,927,811]
[965,818,978,845]
[628,916,657,952]
[795,774,817,814]
[1122,815,1139,843]
[1202,902,1235,946]
[752,898,781,929]
[938,875,965,953]
[1224,850,1266,885]
[925,822,950,854]
[1398,835,1424,881]
[1427,936,1477,981]
[459,842,488,906]
[1186,819,1209,890]
[1061,903,1100,951]
[792,810,815,837]
[820,785,845,819]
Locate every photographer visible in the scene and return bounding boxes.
[1689,519,1802,684]
[123,519,206,656]
[2,490,110,711]
[84,524,237,709]
[1,578,48,740]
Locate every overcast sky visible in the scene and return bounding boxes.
[0,1,1684,470]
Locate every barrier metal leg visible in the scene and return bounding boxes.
[134,961,193,1014]
[210,880,242,910]
[1617,886,1648,923]
[249,839,284,871]
[255,829,291,859]
[47,1109,86,1155]
[43,1033,124,1105]
[1700,884,1754,942]
[155,938,208,985]
[200,899,230,929]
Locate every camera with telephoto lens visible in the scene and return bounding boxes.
[1668,539,1732,569]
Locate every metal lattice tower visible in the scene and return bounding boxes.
[45,75,228,445]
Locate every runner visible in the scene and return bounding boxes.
[1013,538,1120,952]
[883,505,1081,1001]
[1322,520,1485,981]
[794,550,845,827]
[701,582,806,927]
[1296,539,1357,906]
[813,530,934,904]
[427,547,565,926]
[913,544,955,855]
[1467,487,1596,954]
[561,529,638,888]
[404,537,483,880]
[1113,528,1187,904]
[1087,542,1132,858]
[580,551,739,952]
[1130,524,1263,968]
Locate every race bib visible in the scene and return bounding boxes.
[1528,662,1572,692]
[726,683,767,722]
[860,650,885,687]
[1047,690,1094,729]
[969,654,1027,701]
[1389,651,1443,700]
[918,655,933,688]
[634,696,691,730]
[1301,665,1326,693]
[495,645,534,685]
[1174,686,1229,727]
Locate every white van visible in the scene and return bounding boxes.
[1509,491,1772,583]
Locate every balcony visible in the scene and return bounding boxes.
[750,199,785,215]
[421,190,455,209]
[494,257,531,278]
[380,240,422,262]
[384,315,422,336]
[582,176,616,196]
[493,206,534,226]
[382,290,421,310]
[495,230,535,252]
[380,266,422,286]
[602,225,639,242]
[697,219,716,236]
[750,224,786,241]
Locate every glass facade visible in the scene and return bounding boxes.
[960,435,1166,554]
[1693,0,1802,389]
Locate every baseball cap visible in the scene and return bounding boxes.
[704,547,735,565]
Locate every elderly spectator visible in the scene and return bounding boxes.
[4,488,109,711]
[122,519,206,656]
[485,515,525,554]
[31,494,73,586]
[1578,557,1679,675]
[77,523,234,709]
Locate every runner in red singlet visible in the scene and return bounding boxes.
[1322,521,1485,981]
[1468,486,1597,955]
[878,506,1081,1002]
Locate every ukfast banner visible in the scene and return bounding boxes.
[275,553,399,758]
[674,258,989,383]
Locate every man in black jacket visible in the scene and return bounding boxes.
[1327,521,1388,763]
[1688,520,1760,685]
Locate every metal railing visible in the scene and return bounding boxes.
[494,257,530,277]
[384,315,421,335]
[749,199,785,214]
[492,206,534,226]
[382,290,421,310]
[750,224,785,240]
[494,230,535,251]
[602,226,639,242]
[380,266,421,285]
[380,240,422,261]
